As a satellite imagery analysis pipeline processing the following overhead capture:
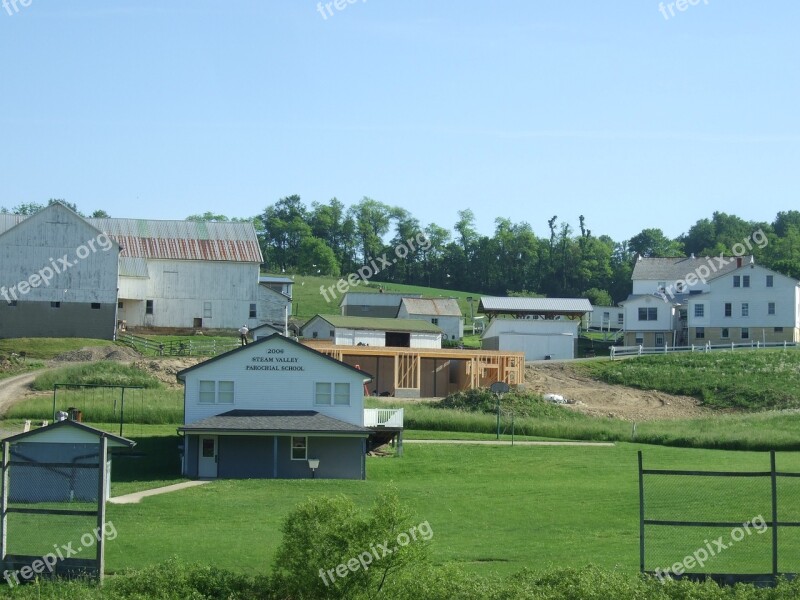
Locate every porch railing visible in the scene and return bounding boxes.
[363,408,404,428]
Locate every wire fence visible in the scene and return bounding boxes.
[638,450,800,586]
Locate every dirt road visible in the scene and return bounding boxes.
[524,362,709,421]
[0,369,47,416]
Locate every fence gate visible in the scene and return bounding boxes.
[638,450,800,586]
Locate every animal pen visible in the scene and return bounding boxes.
[0,421,135,584]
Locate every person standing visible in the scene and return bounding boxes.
[239,324,249,346]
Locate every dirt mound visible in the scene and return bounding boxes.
[524,362,710,422]
[52,345,142,363]
[133,357,205,388]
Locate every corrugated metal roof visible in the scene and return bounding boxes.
[632,256,751,281]
[307,314,443,333]
[119,257,149,278]
[259,276,294,284]
[400,297,462,317]
[479,297,593,314]
[91,219,263,262]
[0,214,262,263]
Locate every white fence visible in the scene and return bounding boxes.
[363,408,404,428]
[610,340,798,360]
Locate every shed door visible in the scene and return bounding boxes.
[198,436,218,478]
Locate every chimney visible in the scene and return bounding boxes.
[736,257,742,268]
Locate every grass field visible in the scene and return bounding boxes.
[93,432,800,579]
[0,337,115,360]
[580,349,800,410]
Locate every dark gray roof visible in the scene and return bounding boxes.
[179,410,370,435]
[631,256,753,281]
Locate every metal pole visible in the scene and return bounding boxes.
[52,384,58,421]
[97,436,108,583]
[496,396,500,440]
[1,441,9,562]
[638,451,645,573]
[119,388,125,437]
[771,450,778,580]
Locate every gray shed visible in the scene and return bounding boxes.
[2,420,135,503]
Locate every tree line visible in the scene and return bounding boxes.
[3,198,800,304]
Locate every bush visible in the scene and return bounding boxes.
[436,387,579,419]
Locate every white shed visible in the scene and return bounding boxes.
[481,318,580,361]
[301,315,443,348]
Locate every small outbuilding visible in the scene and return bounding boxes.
[301,314,443,348]
[2,420,135,503]
[397,297,464,341]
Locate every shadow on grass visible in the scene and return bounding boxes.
[111,435,182,484]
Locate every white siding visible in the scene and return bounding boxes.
[622,296,675,332]
[183,337,368,426]
[334,328,386,346]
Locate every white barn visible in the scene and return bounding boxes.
[301,314,443,348]
[481,318,580,361]
[0,203,288,338]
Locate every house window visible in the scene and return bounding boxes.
[695,327,705,339]
[91,303,101,310]
[743,275,750,288]
[694,304,704,318]
[741,327,750,340]
[617,313,624,325]
[775,327,784,333]
[768,302,776,315]
[334,383,350,406]
[204,302,212,318]
[118,301,124,309]
[199,381,233,404]
[741,303,749,317]
[638,307,657,321]
[199,381,216,404]
[291,436,307,460]
[249,303,257,319]
[721,328,729,339]
[146,300,154,315]
[733,276,740,288]
[655,333,665,346]
[766,275,774,287]
[635,332,644,345]
[50,302,61,309]
[218,381,235,404]
[315,382,332,405]
[724,303,732,317]
[431,318,439,325]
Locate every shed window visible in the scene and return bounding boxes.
[315,382,332,405]
[334,383,350,406]
[775,327,784,332]
[199,381,216,404]
[291,436,307,460]
[146,300,154,315]
[7,300,17,307]
[118,301,124,309]
[91,303,101,309]
[431,318,439,325]
[50,302,61,308]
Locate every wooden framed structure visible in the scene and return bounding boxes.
[304,342,524,398]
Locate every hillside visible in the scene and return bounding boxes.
[278,273,485,321]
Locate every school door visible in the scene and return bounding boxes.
[198,436,218,478]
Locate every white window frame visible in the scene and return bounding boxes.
[334,383,350,406]
[199,380,234,404]
[695,327,705,339]
[291,436,307,461]
[315,382,332,406]
[199,380,216,404]
[741,303,749,317]
[694,304,704,318]
[635,332,644,345]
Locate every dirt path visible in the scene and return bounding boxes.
[0,369,48,417]
[524,362,709,422]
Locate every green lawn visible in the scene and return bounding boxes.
[579,349,800,410]
[0,337,116,360]
[98,437,800,578]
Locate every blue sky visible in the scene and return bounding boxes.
[1,1,798,241]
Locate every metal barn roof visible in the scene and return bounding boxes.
[400,297,462,317]
[479,297,593,316]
